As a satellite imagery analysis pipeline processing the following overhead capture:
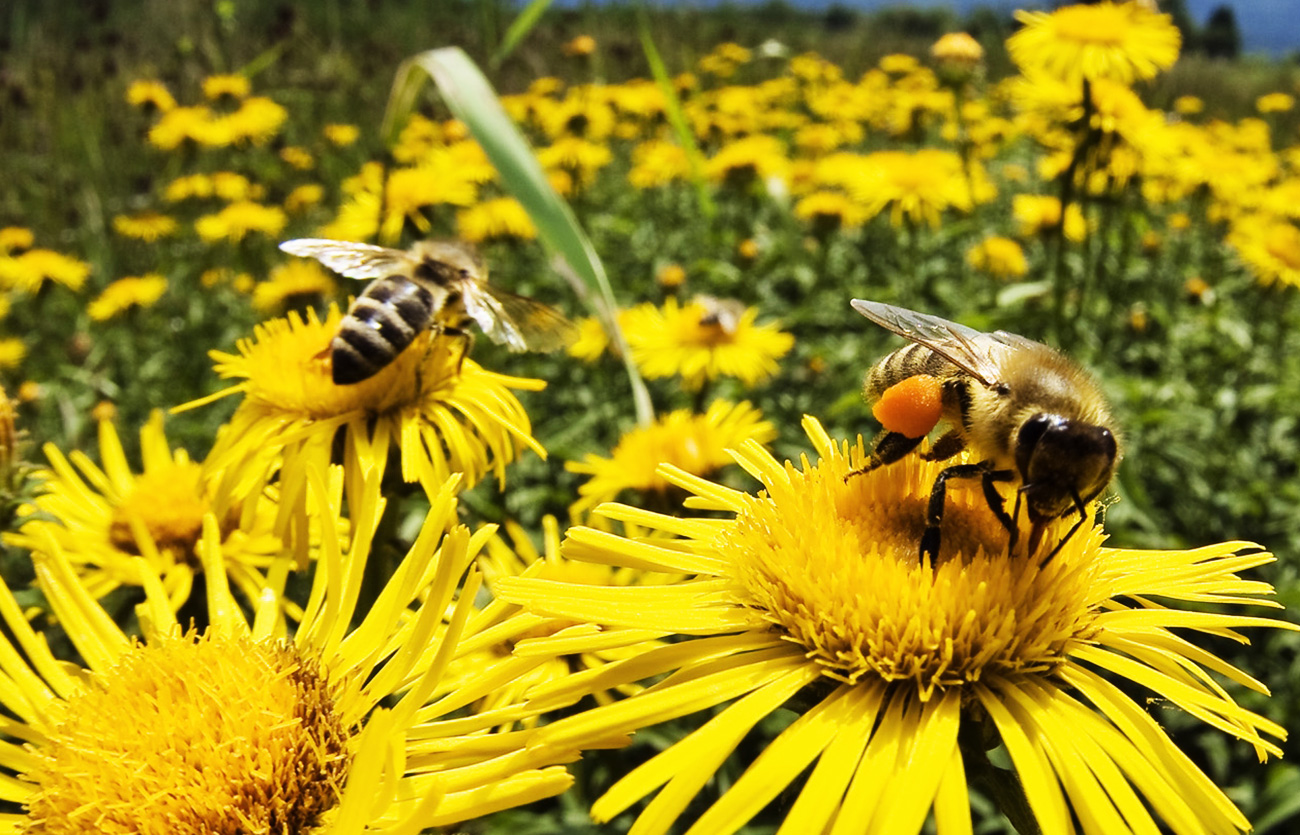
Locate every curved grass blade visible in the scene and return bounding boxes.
[384,47,652,426]
[492,0,556,70]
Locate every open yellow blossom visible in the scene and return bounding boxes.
[794,190,871,231]
[1014,193,1088,241]
[1256,92,1295,114]
[202,73,251,100]
[177,306,546,554]
[967,234,1029,279]
[1009,1,1180,86]
[284,183,325,214]
[846,149,989,228]
[457,197,538,243]
[251,260,337,313]
[280,145,315,170]
[4,412,291,612]
[497,417,1292,835]
[381,157,480,242]
[0,471,588,833]
[628,139,691,189]
[567,400,776,517]
[0,248,92,292]
[112,211,178,242]
[88,274,168,321]
[0,226,34,253]
[146,105,213,150]
[1229,217,1300,287]
[204,96,288,146]
[323,122,360,146]
[623,296,794,390]
[125,79,176,112]
[195,201,287,243]
[0,338,25,370]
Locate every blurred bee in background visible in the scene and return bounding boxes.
[693,295,746,334]
[279,238,578,385]
[849,299,1121,562]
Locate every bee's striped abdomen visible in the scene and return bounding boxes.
[331,275,435,384]
[864,343,955,399]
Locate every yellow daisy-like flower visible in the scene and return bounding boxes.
[562,34,597,57]
[1173,94,1204,115]
[280,145,315,170]
[456,197,538,243]
[1009,1,1180,86]
[931,31,984,68]
[382,158,479,242]
[111,211,178,242]
[205,96,288,146]
[5,412,291,613]
[194,200,288,243]
[628,139,691,189]
[323,122,360,146]
[0,337,26,370]
[284,182,326,214]
[1014,193,1088,242]
[146,105,213,150]
[251,260,337,313]
[88,274,168,321]
[567,400,776,517]
[793,190,871,231]
[0,471,583,833]
[1256,92,1295,114]
[125,79,176,112]
[623,296,794,390]
[0,226,34,253]
[705,134,789,186]
[536,137,614,186]
[201,73,251,100]
[566,315,616,362]
[179,306,546,553]
[967,234,1030,279]
[846,149,987,229]
[0,248,92,292]
[497,417,1292,835]
[1228,217,1300,288]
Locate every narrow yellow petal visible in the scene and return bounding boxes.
[975,682,1071,835]
[495,576,764,633]
[865,688,962,835]
[933,743,973,835]
[831,692,911,835]
[563,525,728,575]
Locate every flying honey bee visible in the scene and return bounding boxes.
[693,295,746,333]
[850,299,1120,562]
[279,238,578,385]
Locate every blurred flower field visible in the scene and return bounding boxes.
[2,1,1300,833]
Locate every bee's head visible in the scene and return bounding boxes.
[1014,413,1118,522]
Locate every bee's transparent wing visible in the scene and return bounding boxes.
[464,285,579,353]
[279,239,414,280]
[851,298,1010,387]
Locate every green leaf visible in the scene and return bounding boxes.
[492,0,555,70]
[383,47,653,425]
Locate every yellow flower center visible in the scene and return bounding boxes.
[24,632,353,834]
[722,441,1104,699]
[108,462,210,562]
[1051,5,1127,46]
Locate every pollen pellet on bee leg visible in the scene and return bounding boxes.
[873,374,943,439]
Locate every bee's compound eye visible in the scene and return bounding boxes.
[1015,413,1056,477]
[460,269,471,280]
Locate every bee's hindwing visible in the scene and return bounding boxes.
[332,275,436,384]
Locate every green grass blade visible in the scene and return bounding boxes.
[636,4,714,219]
[492,0,556,70]
[384,47,653,425]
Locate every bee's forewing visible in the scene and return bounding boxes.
[464,285,578,353]
[279,238,414,280]
[851,298,1007,387]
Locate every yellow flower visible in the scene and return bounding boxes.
[323,122,360,146]
[456,197,538,243]
[623,296,794,390]
[566,315,616,363]
[845,149,988,228]
[0,248,92,292]
[698,42,751,78]
[0,338,25,370]
[497,417,1292,835]
[1009,1,1181,86]
[656,263,686,289]
[1229,217,1300,287]
[705,134,788,186]
[0,472,581,832]
[567,400,776,517]
[213,96,288,145]
[279,145,315,170]
[931,32,984,79]
[382,157,479,242]
[563,34,597,57]
[1256,92,1295,114]
[967,235,1029,279]
[111,211,178,242]
[5,412,289,612]
[1173,94,1204,115]
[88,274,168,321]
[0,226,34,253]
[195,201,287,243]
[1014,194,1088,241]
[284,183,325,214]
[793,190,871,231]
[879,53,921,74]
[91,400,117,422]
[177,306,546,555]
[251,260,337,313]
[125,79,176,112]
[201,73,251,100]
[537,137,613,187]
[147,105,213,150]
[628,139,691,189]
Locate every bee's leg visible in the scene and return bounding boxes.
[1041,488,1087,565]
[921,462,1014,562]
[845,430,923,481]
[433,325,475,376]
[919,430,966,462]
[980,470,1016,535]
[1008,489,1025,554]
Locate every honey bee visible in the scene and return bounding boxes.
[279,238,578,385]
[693,295,746,333]
[850,299,1120,561]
